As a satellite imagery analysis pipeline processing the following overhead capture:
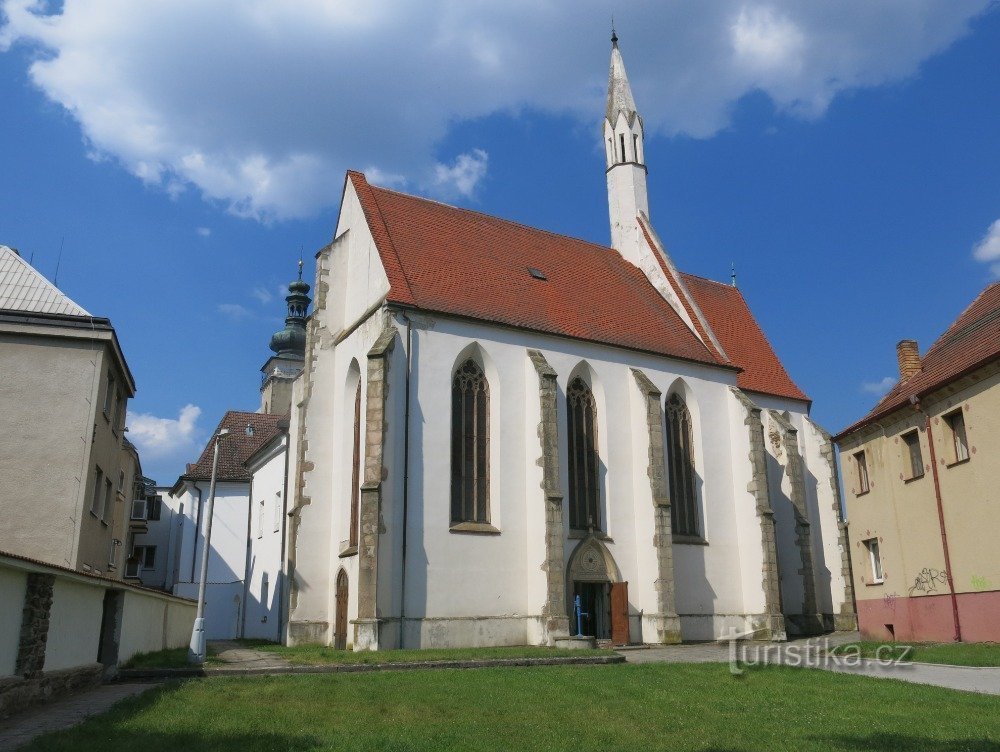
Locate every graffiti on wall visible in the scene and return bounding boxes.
[908,568,949,596]
[971,575,992,591]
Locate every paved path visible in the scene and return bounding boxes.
[209,640,291,670]
[0,683,156,751]
[623,631,1000,695]
[824,657,1000,695]
[623,631,860,665]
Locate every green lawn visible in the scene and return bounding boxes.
[240,640,614,665]
[25,664,1000,751]
[832,641,1000,667]
[122,646,222,669]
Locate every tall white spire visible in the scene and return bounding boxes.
[604,30,648,267]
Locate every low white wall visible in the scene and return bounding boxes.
[1,554,196,678]
[0,568,26,677]
[118,591,198,664]
[44,579,104,672]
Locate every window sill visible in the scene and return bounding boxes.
[946,457,971,469]
[903,474,925,484]
[338,545,358,558]
[568,529,612,542]
[449,521,501,535]
[673,534,708,546]
[866,580,885,587]
[89,510,99,519]
[100,520,109,527]
[855,489,870,497]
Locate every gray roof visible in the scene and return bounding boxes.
[606,41,639,126]
[0,245,90,317]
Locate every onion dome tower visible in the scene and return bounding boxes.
[260,260,311,415]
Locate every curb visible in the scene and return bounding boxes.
[118,654,625,680]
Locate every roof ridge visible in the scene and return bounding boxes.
[349,173,416,304]
[0,245,91,317]
[923,283,1000,357]
[368,182,618,257]
[679,271,729,288]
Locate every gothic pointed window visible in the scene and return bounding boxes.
[451,359,490,523]
[349,379,361,548]
[666,393,698,537]
[567,377,600,530]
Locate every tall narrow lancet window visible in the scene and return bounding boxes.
[567,377,601,530]
[349,380,362,548]
[451,359,490,523]
[665,394,698,537]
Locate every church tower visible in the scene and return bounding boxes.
[604,29,648,267]
[260,261,310,415]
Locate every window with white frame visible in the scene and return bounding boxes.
[274,491,282,533]
[91,467,104,515]
[864,538,884,583]
[258,500,265,539]
[103,373,115,417]
[854,450,870,494]
[102,478,114,523]
[902,430,923,480]
[944,409,969,463]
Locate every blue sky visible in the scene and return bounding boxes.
[1,1,999,483]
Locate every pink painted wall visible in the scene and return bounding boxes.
[857,589,1000,642]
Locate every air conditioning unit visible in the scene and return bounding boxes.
[131,499,147,520]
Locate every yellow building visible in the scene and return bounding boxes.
[0,245,137,576]
[835,282,1000,642]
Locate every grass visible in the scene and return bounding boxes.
[22,663,1000,751]
[832,641,1000,667]
[122,646,222,669]
[238,640,614,665]
[121,642,613,669]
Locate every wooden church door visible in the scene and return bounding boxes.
[334,570,348,650]
[610,581,630,645]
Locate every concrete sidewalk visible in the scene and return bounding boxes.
[0,682,158,751]
[623,632,1000,695]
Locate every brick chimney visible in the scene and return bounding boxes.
[896,339,921,381]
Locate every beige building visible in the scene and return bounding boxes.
[835,282,1000,642]
[0,245,137,575]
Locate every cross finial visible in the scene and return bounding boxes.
[611,17,618,47]
[297,251,303,280]
[731,263,738,287]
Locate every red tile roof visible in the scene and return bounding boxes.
[639,222,728,365]
[347,171,806,400]
[835,282,1000,441]
[182,411,287,483]
[681,274,809,403]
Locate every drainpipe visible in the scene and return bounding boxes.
[914,398,962,642]
[398,313,413,649]
[277,427,291,644]
[240,477,254,639]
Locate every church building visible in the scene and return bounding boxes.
[285,35,857,650]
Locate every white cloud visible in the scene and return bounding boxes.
[251,286,273,305]
[0,0,990,220]
[972,218,1000,276]
[196,226,211,237]
[217,302,251,320]
[433,149,489,198]
[127,404,202,458]
[862,376,896,395]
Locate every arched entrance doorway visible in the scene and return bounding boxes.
[334,570,349,650]
[566,534,630,644]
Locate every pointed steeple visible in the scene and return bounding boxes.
[606,29,640,128]
[603,30,649,267]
